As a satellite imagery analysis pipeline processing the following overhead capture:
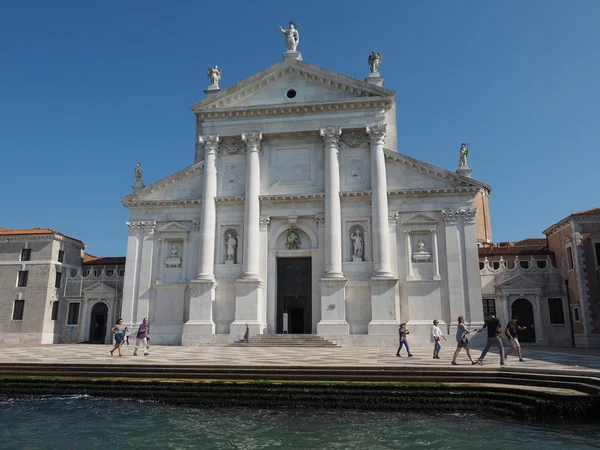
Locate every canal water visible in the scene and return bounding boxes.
[1,396,599,449]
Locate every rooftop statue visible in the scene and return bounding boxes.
[207,65,222,88]
[368,51,382,74]
[279,21,299,52]
[134,162,143,182]
[459,143,469,168]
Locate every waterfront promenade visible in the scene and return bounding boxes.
[0,344,599,373]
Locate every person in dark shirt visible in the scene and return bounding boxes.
[475,313,505,366]
[505,315,526,361]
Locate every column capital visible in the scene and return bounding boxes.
[199,134,220,154]
[319,127,342,148]
[315,214,326,227]
[241,131,263,151]
[366,123,387,146]
[259,216,271,230]
[388,211,399,226]
[126,221,156,236]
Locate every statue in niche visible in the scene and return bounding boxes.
[165,246,182,268]
[350,159,364,184]
[225,166,239,191]
[368,51,382,73]
[459,143,469,167]
[225,233,237,264]
[350,229,364,261]
[279,21,299,52]
[285,228,301,250]
[207,65,222,88]
[412,238,431,262]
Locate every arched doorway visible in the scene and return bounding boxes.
[511,298,536,343]
[89,302,108,344]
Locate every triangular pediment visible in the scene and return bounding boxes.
[157,221,191,233]
[385,150,488,192]
[121,161,204,206]
[401,212,439,225]
[83,282,116,294]
[191,59,394,113]
[497,273,543,289]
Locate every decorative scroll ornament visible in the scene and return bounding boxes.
[319,127,342,148]
[285,227,301,249]
[259,216,271,230]
[219,137,245,155]
[366,123,387,146]
[340,130,368,148]
[199,134,220,154]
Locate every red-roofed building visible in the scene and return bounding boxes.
[0,227,125,345]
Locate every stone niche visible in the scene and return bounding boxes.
[400,213,441,282]
[221,227,241,265]
[156,222,191,284]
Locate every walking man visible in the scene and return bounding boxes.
[505,315,526,361]
[133,317,150,356]
[476,312,505,366]
[396,323,413,357]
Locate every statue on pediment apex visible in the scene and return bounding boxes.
[459,143,469,167]
[279,21,299,52]
[368,51,382,74]
[207,65,222,88]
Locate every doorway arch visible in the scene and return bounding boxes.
[89,302,108,344]
[511,298,536,342]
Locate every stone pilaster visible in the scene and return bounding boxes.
[366,124,393,278]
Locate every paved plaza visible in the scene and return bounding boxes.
[0,344,599,374]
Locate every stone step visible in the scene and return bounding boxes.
[230,334,340,347]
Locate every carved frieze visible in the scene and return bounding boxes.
[219,137,245,155]
[340,130,368,148]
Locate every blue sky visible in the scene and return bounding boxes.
[1,1,598,256]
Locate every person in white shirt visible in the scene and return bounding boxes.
[431,319,446,359]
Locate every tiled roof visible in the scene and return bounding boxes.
[478,237,551,256]
[82,256,126,266]
[512,238,547,247]
[0,227,84,244]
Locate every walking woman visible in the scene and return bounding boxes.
[110,318,125,357]
[396,323,413,357]
[431,319,446,359]
[452,316,479,365]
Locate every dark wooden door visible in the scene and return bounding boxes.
[277,258,311,334]
[511,298,536,343]
[89,302,108,343]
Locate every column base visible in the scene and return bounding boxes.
[369,277,398,334]
[318,278,348,335]
[232,279,266,337]
[182,320,216,345]
[185,280,216,342]
[368,320,399,336]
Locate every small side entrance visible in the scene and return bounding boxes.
[511,298,536,343]
[276,257,312,334]
[89,302,108,344]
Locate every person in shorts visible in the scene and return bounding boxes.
[505,315,525,361]
[110,318,125,357]
[452,315,478,365]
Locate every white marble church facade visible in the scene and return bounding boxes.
[121,34,487,346]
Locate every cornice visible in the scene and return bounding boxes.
[215,196,245,203]
[196,97,393,121]
[1,233,85,249]
[388,187,480,197]
[340,191,371,198]
[259,193,325,202]
[127,199,202,208]
[543,213,600,237]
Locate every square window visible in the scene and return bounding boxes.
[55,272,62,289]
[51,302,59,321]
[482,298,496,317]
[573,306,580,322]
[67,303,80,325]
[17,270,28,287]
[566,246,574,271]
[12,300,25,320]
[20,248,31,261]
[548,298,565,324]
[58,250,64,263]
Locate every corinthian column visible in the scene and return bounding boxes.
[196,134,219,281]
[320,127,344,279]
[241,131,263,279]
[366,124,393,278]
